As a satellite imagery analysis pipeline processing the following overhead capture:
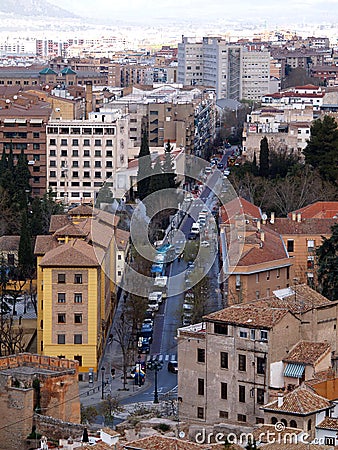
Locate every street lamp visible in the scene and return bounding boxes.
[147,357,163,403]
[101,367,105,399]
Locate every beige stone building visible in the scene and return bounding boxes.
[177,285,335,430]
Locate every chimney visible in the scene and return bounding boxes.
[292,212,296,221]
[270,212,275,224]
[277,392,283,407]
[297,213,302,222]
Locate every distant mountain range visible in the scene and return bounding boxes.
[0,0,77,18]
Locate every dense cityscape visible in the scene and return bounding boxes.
[0,0,337,449]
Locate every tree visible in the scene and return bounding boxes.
[259,136,269,177]
[162,140,178,190]
[316,224,338,301]
[98,394,124,427]
[252,152,259,176]
[14,148,31,210]
[114,311,133,390]
[137,131,153,200]
[18,210,34,280]
[148,157,163,194]
[96,183,114,209]
[303,115,338,184]
[81,405,98,425]
[30,197,44,236]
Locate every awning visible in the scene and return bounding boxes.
[284,363,305,378]
[30,118,43,124]
[16,118,27,124]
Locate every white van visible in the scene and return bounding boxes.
[191,222,200,234]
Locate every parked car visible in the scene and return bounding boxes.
[140,337,151,354]
[147,298,159,311]
[148,291,163,304]
[168,360,178,373]
[200,240,210,248]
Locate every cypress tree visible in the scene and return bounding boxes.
[162,140,177,189]
[18,210,34,279]
[15,148,32,210]
[259,136,270,178]
[148,157,163,194]
[137,131,153,200]
[252,152,259,176]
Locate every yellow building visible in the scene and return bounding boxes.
[34,205,124,381]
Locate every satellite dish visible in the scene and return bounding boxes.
[13,95,17,100]
[262,213,268,221]
[5,99,10,104]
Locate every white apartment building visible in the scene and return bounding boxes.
[178,36,271,101]
[177,37,203,87]
[47,111,129,203]
[242,49,271,100]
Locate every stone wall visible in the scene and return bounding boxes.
[34,414,84,441]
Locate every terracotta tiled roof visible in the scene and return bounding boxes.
[123,435,212,449]
[305,368,337,388]
[236,228,289,266]
[264,218,337,236]
[0,235,20,252]
[263,387,331,414]
[250,284,331,314]
[39,239,99,267]
[68,204,94,216]
[204,305,290,329]
[288,201,338,219]
[49,214,70,233]
[284,341,330,365]
[115,228,130,251]
[53,222,87,238]
[253,424,303,443]
[316,417,338,430]
[34,235,59,255]
[220,196,261,224]
[94,208,120,228]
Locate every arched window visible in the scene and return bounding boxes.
[271,417,278,425]
[281,419,287,427]
[307,419,312,431]
[290,420,297,428]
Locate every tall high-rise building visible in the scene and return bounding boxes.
[178,36,271,101]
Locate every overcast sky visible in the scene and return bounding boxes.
[50,0,336,24]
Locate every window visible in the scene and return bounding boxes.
[287,240,294,252]
[74,334,82,344]
[307,240,315,250]
[58,293,66,303]
[74,293,82,303]
[74,274,82,284]
[220,352,228,369]
[256,417,264,425]
[74,313,82,324]
[221,382,227,399]
[266,270,270,280]
[72,161,79,168]
[257,388,265,404]
[57,334,65,344]
[50,160,56,167]
[271,417,278,425]
[83,139,90,147]
[49,138,56,146]
[106,150,112,157]
[58,273,65,283]
[219,411,228,419]
[256,290,260,299]
[290,420,297,428]
[214,323,228,335]
[260,330,268,341]
[72,171,79,178]
[197,407,204,419]
[106,161,112,168]
[238,414,246,422]
[277,268,280,279]
[95,172,101,178]
[238,355,246,372]
[94,150,101,157]
[257,357,266,374]
[61,139,68,146]
[57,313,66,323]
[50,149,56,156]
[250,329,255,340]
[240,329,248,338]
[33,132,40,138]
[239,385,245,403]
[198,378,204,395]
[94,139,101,146]
[84,171,90,178]
[72,139,79,146]
[197,348,205,363]
[95,161,101,168]
[307,256,314,269]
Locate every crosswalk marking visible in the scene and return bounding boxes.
[146,353,177,362]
